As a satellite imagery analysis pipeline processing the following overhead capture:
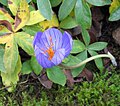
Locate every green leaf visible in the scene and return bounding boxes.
[50,0,62,7]
[30,56,42,75]
[71,40,85,53]
[37,0,52,20]
[14,0,30,32]
[58,0,76,20]
[26,10,45,25]
[86,0,111,6]
[0,48,5,72]
[60,16,78,29]
[88,50,104,71]
[88,42,107,51]
[21,60,32,75]
[63,55,82,66]
[4,34,19,73]
[109,0,120,21]
[75,0,91,29]
[15,32,34,55]
[27,0,31,3]
[81,28,90,46]
[47,66,66,86]
[0,0,8,6]
[1,55,21,92]
[72,50,87,77]
[22,24,42,36]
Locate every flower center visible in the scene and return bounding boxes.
[41,36,55,60]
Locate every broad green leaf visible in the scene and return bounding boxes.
[8,0,20,15]
[1,55,21,92]
[71,40,85,53]
[63,55,81,66]
[75,0,91,29]
[0,34,11,44]
[39,14,59,31]
[27,0,31,3]
[72,50,87,77]
[22,24,42,36]
[4,34,18,73]
[60,16,78,29]
[50,0,62,7]
[30,56,42,75]
[37,0,52,20]
[15,32,34,55]
[109,0,120,21]
[86,0,111,6]
[88,42,107,51]
[14,0,30,32]
[47,66,66,86]
[58,0,76,20]
[0,0,8,6]
[88,50,104,71]
[26,10,45,25]
[0,8,14,23]
[21,60,32,75]
[81,28,90,46]
[0,48,5,72]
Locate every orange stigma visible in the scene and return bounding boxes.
[41,36,55,60]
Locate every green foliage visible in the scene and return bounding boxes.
[86,0,112,6]
[58,0,76,20]
[72,51,87,77]
[21,60,32,74]
[81,28,90,46]
[37,0,52,20]
[0,48,5,72]
[109,0,120,21]
[0,0,118,90]
[60,16,78,29]
[71,40,85,53]
[1,56,21,92]
[88,42,108,51]
[15,32,34,55]
[30,56,42,75]
[47,66,66,86]
[88,50,104,71]
[50,0,62,7]
[75,0,91,29]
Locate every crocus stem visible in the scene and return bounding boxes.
[60,52,117,69]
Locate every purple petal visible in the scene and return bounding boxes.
[51,48,65,65]
[62,32,73,57]
[34,45,48,57]
[36,53,55,68]
[42,28,63,50]
[33,32,43,48]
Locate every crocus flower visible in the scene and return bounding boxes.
[33,28,73,68]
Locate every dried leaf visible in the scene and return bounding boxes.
[0,8,14,23]
[63,69,74,87]
[0,34,11,44]
[79,68,93,81]
[0,20,13,32]
[8,0,20,16]
[39,14,59,31]
[38,70,53,89]
[14,0,30,32]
